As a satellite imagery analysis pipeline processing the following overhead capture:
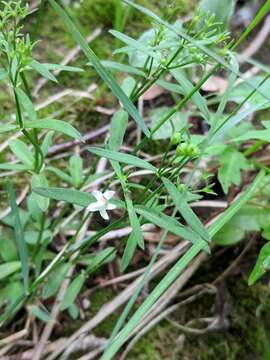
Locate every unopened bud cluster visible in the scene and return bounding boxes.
[170,132,199,158]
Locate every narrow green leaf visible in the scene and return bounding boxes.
[41,131,54,156]
[162,177,210,242]
[31,173,50,212]
[109,30,159,60]
[100,60,145,76]
[135,205,208,249]
[69,155,83,188]
[0,261,21,280]
[9,139,35,168]
[60,273,85,311]
[85,247,116,275]
[0,163,31,171]
[30,59,58,82]
[120,232,137,272]
[25,119,83,141]
[15,87,37,122]
[170,69,209,122]
[0,124,18,133]
[248,242,270,285]
[109,109,129,151]
[88,147,157,172]
[126,196,144,249]
[42,263,71,299]
[48,0,150,137]
[33,187,95,207]
[29,305,50,323]
[47,166,73,184]
[7,181,29,293]
[43,63,83,72]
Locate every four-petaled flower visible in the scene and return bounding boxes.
[87,190,116,220]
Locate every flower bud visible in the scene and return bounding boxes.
[176,143,189,157]
[170,132,181,145]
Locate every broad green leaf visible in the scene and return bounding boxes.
[42,263,71,299]
[109,109,129,151]
[7,181,29,293]
[218,147,251,193]
[15,87,37,122]
[87,147,157,172]
[9,139,34,168]
[162,177,210,242]
[29,305,50,323]
[208,171,264,237]
[32,173,50,212]
[43,63,83,72]
[0,124,18,133]
[49,0,150,137]
[60,273,85,311]
[199,0,235,28]
[0,261,21,280]
[100,60,145,76]
[248,242,270,285]
[213,223,245,246]
[135,205,208,249]
[25,119,83,141]
[29,59,58,82]
[69,155,83,188]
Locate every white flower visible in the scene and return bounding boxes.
[87,190,116,220]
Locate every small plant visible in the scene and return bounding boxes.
[1,0,270,359]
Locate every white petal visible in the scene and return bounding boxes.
[92,190,103,202]
[104,190,115,200]
[107,203,117,210]
[87,202,102,212]
[99,209,109,220]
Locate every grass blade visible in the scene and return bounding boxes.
[7,181,29,293]
[48,0,150,137]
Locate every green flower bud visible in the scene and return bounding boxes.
[170,132,181,145]
[176,143,189,157]
[187,144,199,157]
